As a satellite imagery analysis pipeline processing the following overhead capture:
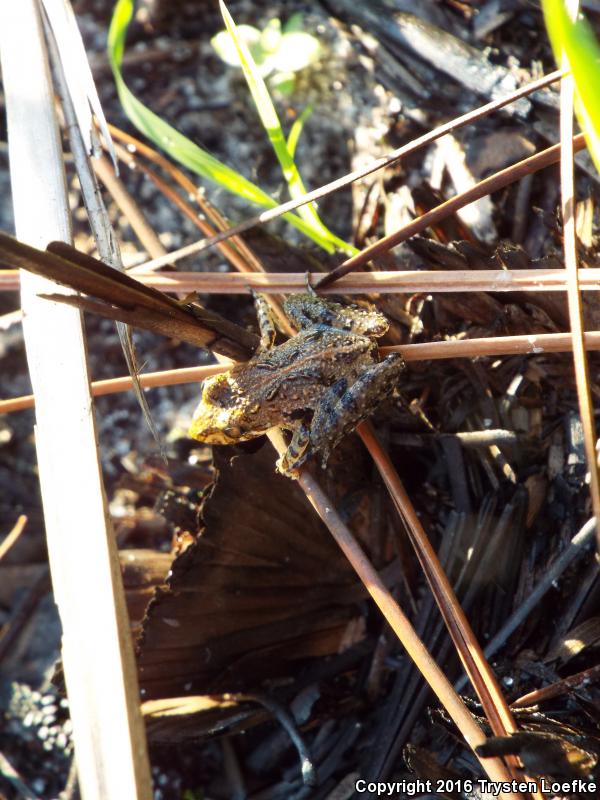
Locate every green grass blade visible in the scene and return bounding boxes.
[287,105,313,159]
[542,0,600,173]
[218,1,317,221]
[218,1,356,254]
[107,0,338,251]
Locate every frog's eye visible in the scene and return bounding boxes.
[223,425,242,440]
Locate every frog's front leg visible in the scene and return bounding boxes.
[277,375,350,475]
[251,290,276,349]
[307,354,405,468]
[277,421,311,476]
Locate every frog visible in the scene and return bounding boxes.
[188,292,405,476]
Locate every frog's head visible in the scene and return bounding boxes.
[188,372,262,445]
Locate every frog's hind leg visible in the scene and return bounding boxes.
[251,290,277,349]
[309,354,405,467]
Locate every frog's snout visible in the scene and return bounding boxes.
[188,400,246,444]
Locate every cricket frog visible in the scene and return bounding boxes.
[189,293,404,475]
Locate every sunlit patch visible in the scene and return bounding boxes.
[189,374,260,444]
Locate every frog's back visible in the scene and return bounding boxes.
[233,327,376,425]
[244,325,373,384]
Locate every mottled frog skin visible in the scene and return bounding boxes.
[189,293,404,475]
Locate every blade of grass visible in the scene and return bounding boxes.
[218,1,353,253]
[287,105,313,158]
[543,0,600,172]
[554,1,600,545]
[108,0,337,252]
[0,515,28,563]
[511,644,600,708]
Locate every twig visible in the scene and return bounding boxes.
[315,134,587,288]
[358,423,520,741]
[0,364,227,414]
[110,139,293,335]
[111,140,252,275]
[5,330,600,414]
[511,659,600,709]
[0,233,258,360]
[379,330,600,359]
[107,123,267,276]
[93,153,166,260]
[4,266,600,295]
[48,19,165,461]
